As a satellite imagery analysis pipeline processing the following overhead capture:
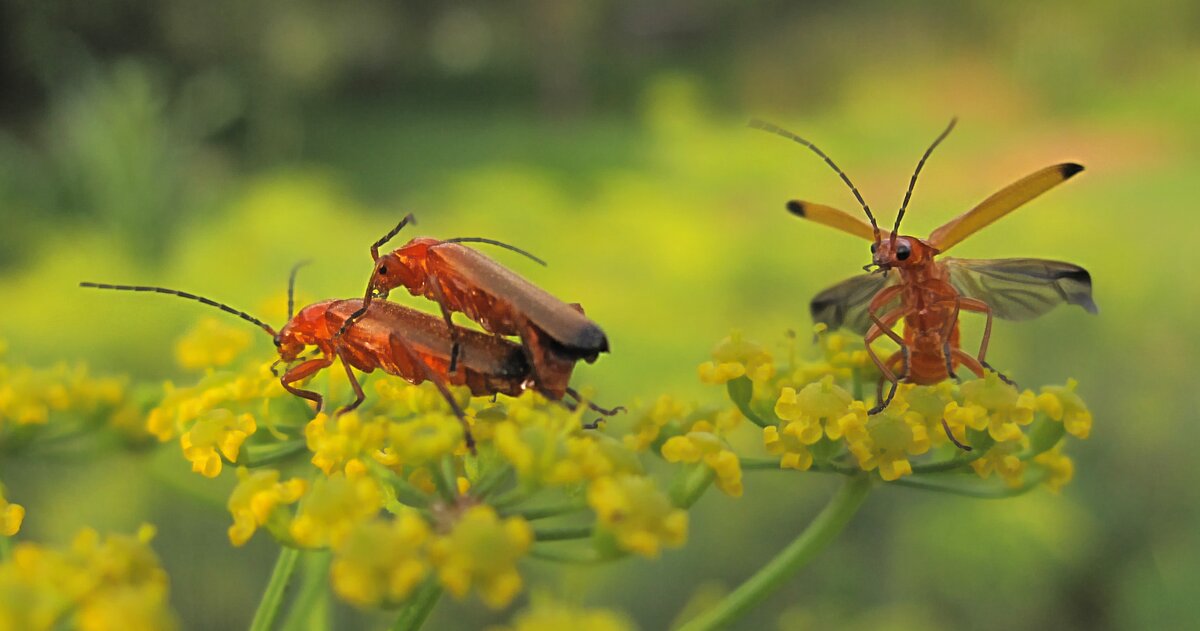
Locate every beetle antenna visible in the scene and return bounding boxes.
[79,282,277,337]
[893,117,957,241]
[371,213,417,261]
[750,118,880,242]
[286,260,311,321]
[443,237,548,267]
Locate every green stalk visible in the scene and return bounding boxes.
[676,475,872,631]
[280,550,333,631]
[249,546,301,631]
[533,524,593,541]
[391,579,443,631]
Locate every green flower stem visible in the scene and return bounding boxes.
[242,440,307,467]
[910,452,982,473]
[670,463,715,509]
[890,469,1048,499]
[391,579,443,631]
[676,475,872,631]
[741,457,858,476]
[433,456,458,503]
[0,534,11,562]
[469,466,514,500]
[249,546,301,631]
[280,551,332,631]
[533,524,593,541]
[512,500,588,520]
[528,546,626,564]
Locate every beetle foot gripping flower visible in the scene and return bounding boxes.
[704,331,1093,491]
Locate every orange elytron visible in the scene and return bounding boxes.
[754,119,1097,448]
[337,215,617,418]
[80,268,562,452]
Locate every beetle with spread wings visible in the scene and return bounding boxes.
[753,119,1097,448]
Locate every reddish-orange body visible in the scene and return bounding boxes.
[80,281,557,451]
[276,299,537,406]
[353,224,609,403]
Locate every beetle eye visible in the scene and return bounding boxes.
[896,243,911,261]
[378,265,388,276]
[870,242,878,254]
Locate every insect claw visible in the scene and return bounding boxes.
[582,418,605,430]
[941,418,972,451]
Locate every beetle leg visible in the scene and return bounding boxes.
[387,332,476,455]
[280,355,334,413]
[950,348,986,379]
[957,297,1017,386]
[564,387,625,429]
[426,271,464,374]
[941,298,962,382]
[334,350,367,416]
[866,306,910,414]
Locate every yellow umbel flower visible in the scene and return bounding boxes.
[0,526,177,631]
[385,412,465,465]
[970,440,1027,488]
[430,505,532,609]
[492,597,636,631]
[1035,446,1076,492]
[179,409,256,478]
[174,317,252,370]
[1037,379,1093,439]
[0,361,128,429]
[567,434,644,481]
[948,373,1036,443]
[624,395,691,451]
[305,412,387,475]
[698,331,774,385]
[774,376,855,443]
[661,422,743,497]
[0,486,25,537]
[493,400,588,487]
[587,474,687,557]
[290,472,384,548]
[840,403,930,481]
[331,514,432,608]
[227,468,307,546]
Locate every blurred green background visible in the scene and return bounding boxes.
[1,1,1197,629]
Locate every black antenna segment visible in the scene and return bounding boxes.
[750,118,881,242]
[79,282,276,337]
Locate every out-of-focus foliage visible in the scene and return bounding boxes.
[0,0,1197,629]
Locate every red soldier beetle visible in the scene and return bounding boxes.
[753,118,1097,449]
[80,266,564,452]
[337,215,620,419]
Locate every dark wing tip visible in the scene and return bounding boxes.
[1060,163,1085,179]
[1058,265,1099,314]
[786,200,806,217]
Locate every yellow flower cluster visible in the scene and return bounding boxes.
[0,526,177,630]
[702,330,1093,489]
[661,409,744,496]
[492,597,636,631]
[174,317,253,370]
[0,486,24,537]
[587,474,688,557]
[330,505,534,610]
[0,344,138,435]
